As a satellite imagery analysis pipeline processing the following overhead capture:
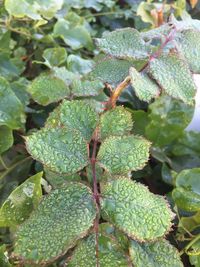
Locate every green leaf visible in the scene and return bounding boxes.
[99,223,129,252]
[149,53,196,105]
[44,167,81,188]
[173,188,200,212]
[0,77,25,129]
[10,78,30,107]
[97,135,150,175]
[54,19,92,50]
[175,30,200,74]
[132,110,149,136]
[172,131,200,156]
[180,211,200,233]
[130,67,160,102]
[99,107,133,140]
[129,239,183,267]
[95,28,150,60]
[5,0,63,20]
[26,127,89,174]
[71,79,103,97]
[172,168,200,211]
[0,126,13,154]
[0,172,42,227]
[0,245,12,267]
[67,55,94,75]
[101,178,174,241]
[42,47,67,67]
[47,100,98,141]
[67,233,130,267]
[146,95,194,147]
[90,57,135,86]
[13,183,97,265]
[27,72,70,106]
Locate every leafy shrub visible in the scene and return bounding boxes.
[1,1,200,266]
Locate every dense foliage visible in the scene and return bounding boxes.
[1,0,200,266]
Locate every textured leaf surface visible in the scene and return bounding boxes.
[0,172,42,227]
[67,233,129,267]
[95,28,150,60]
[59,100,98,141]
[175,30,200,73]
[97,135,150,174]
[90,58,134,85]
[26,127,89,174]
[44,167,81,188]
[130,67,160,102]
[99,107,133,140]
[13,183,97,264]
[0,77,25,129]
[149,53,196,105]
[129,239,183,267]
[101,178,174,241]
[0,126,13,154]
[27,72,70,106]
[71,79,103,97]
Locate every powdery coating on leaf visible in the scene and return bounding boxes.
[97,135,150,174]
[13,183,97,265]
[95,28,150,60]
[27,73,70,106]
[175,29,200,74]
[26,127,89,174]
[90,57,134,85]
[99,106,133,140]
[71,79,104,97]
[67,233,130,267]
[100,178,174,241]
[149,53,196,105]
[0,172,42,227]
[59,100,99,141]
[129,67,160,102]
[129,239,183,267]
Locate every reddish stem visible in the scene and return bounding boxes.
[90,129,100,267]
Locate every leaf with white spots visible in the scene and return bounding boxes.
[99,107,133,140]
[26,127,89,174]
[67,233,130,267]
[101,178,174,241]
[13,183,97,265]
[130,67,160,102]
[97,135,150,175]
[129,239,183,267]
[27,72,70,106]
[45,100,98,141]
[0,172,43,227]
[175,29,200,74]
[149,53,196,105]
[95,28,150,60]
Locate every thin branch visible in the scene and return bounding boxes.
[180,233,200,256]
[109,76,131,108]
[0,156,8,170]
